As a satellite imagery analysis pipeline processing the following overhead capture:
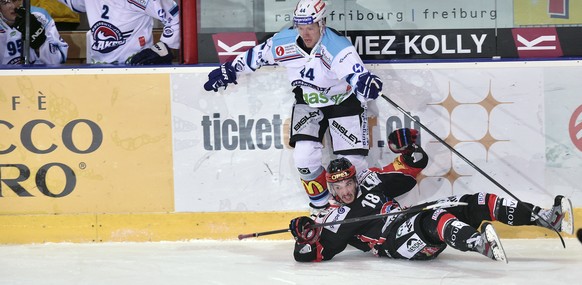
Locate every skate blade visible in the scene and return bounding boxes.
[484,223,508,264]
[560,197,574,235]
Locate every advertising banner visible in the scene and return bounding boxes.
[171,65,582,212]
[0,74,174,214]
[265,0,513,32]
[544,67,582,202]
[514,0,582,26]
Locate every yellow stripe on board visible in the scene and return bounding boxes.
[0,210,580,244]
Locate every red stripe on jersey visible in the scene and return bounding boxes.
[277,54,303,62]
[128,0,147,10]
[436,213,456,242]
[356,235,385,249]
[314,241,324,262]
[488,194,498,221]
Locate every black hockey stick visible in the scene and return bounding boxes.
[380,94,566,247]
[237,201,467,240]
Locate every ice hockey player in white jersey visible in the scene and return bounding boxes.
[0,0,68,65]
[58,0,180,65]
[204,0,384,218]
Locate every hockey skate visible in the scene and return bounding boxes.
[535,195,574,235]
[474,222,508,263]
[309,203,332,220]
[309,199,340,220]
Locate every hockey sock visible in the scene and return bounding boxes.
[442,218,480,252]
[298,166,329,208]
[494,197,537,226]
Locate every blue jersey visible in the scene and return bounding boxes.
[232,27,369,108]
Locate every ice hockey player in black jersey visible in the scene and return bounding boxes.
[289,128,574,263]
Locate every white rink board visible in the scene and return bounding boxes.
[170,62,582,212]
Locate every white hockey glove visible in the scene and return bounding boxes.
[127,42,174,65]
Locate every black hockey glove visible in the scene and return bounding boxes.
[355,72,383,100]
[400,144,429,169]
[289,216,320,244]
[14,7,47,50]
[388,128,418,154]
[204,61,238,92]
[127,42,174,65]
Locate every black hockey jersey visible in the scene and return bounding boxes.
[293,167,419,262]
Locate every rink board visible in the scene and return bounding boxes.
[2,61,582,243]
[0,210,579,244]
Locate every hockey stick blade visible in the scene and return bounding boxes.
[237,201,467,240]
[379,93,566,248]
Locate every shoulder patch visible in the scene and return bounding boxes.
[128,0,149,10]
[272,29,301,62]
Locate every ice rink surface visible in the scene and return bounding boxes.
[1,238,581,285]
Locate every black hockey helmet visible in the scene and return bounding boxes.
[326,157,356,183]
[326,157,357,203]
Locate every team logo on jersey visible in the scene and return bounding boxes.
[352,63,364,73]
[276,46,285,56]
[275,44,297,58]
[396,233,426,258]
[157,9,167,19]
[90,21,129,53]
[7,57,22,64]
[396,217,414,238]
[324,206,350,233]
[163,27,174,38]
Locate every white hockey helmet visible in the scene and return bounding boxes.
[293,0,327,26]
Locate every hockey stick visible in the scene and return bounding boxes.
[380,93,566,247]
[237,201,467,240]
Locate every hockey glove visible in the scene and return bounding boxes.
[289,216,321,244]
[14,7,47,50]
[355,72,383,100]
[388,128,418,154]
[204,61,238,92]
[127,42,174,65]
[400,144,428,169]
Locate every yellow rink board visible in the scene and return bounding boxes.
[0,209,580,244]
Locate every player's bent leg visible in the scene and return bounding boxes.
[428,210,507,262]
[294,141,330,217]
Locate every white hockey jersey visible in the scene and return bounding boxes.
[232,27,370,108]
[0,7,68,65]
[58,0,180,64]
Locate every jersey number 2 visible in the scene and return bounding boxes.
[101,5,110,19]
